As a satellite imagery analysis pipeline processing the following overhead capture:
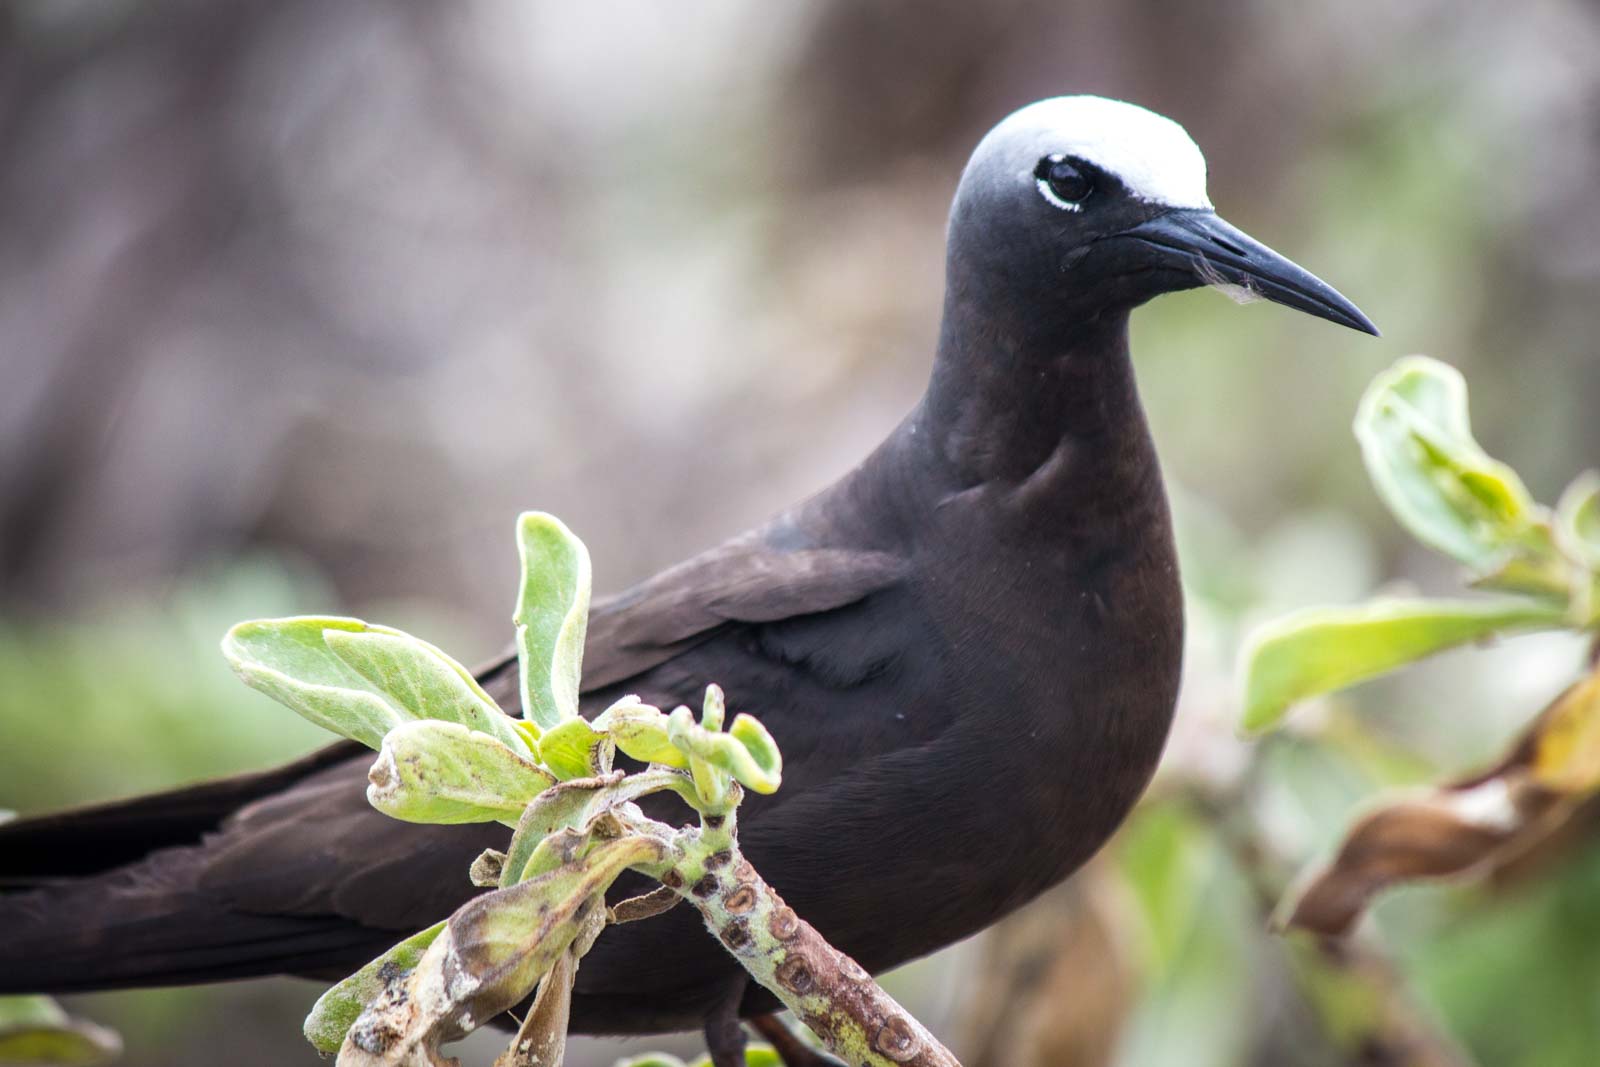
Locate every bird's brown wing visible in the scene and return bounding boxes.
[580,534,906,690]
[466,531,906,702]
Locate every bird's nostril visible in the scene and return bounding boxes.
[1209,234,1247,257]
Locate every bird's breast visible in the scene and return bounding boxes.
[916,468,1185,893]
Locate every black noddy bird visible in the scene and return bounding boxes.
[0,96,1376,1065]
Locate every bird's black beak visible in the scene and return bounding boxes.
[1120,208,1379,336]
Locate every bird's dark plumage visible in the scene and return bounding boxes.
[0,96,1375,1046]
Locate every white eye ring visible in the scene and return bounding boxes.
[1035,175,1085,213]
[1033,155,1094,213]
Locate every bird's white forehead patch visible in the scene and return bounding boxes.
[991,96,1211,210]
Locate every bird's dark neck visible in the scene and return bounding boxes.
[919,272,1149,495]
[797,270,1168,564]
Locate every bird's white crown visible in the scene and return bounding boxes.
[987,96,1212,211]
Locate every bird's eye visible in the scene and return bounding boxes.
[1034,155,1095,210]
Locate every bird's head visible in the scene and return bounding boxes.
[947,96,1377,336]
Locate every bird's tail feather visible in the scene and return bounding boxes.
[0,742,360,885]
[0,846,384,994]
[0,741,377,993]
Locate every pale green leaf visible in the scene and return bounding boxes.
[1355,356,1543,574]
[506,811,628,886]
[592,699,689,768]
[323,628,530,756]
[1241,597,1570,733]
[1557,472,1600,625]
[367,720,555,826]
[668,693,783,796]
[537,715,612,781]
[1557,472,1600,571]
[727,715,783,789]
[671,704,728,811]
[514,512,591,730]
[502,777,623,886]
[500,770,698,887]
[447,837,662,1011]
[222,617,410,749]
[700,683,726,732]
[303,921,446,1054]
[224,617,531,753]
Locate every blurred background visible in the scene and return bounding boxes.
[2,1,1598,1064]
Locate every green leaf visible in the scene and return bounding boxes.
[1355,356,1545,575]
[222,617,411,750]
[592,698,689,768]
[727,715,783,789]
[667,689,783,797]
[1557,472,1600,625]
[500,770,697,887]
[671,704,728,811]
[1240,597,1570,733]
[502,776,623,886]
[537,715,612,781]
[495,900,607,1067]
[1561,476,1600,572]
[514,512,591,730]
[1558,472,1600,568]
[0,997,121,1067]
[341,836,663,1064]
[323,628,530,755]
[507,811,630,885]
[302,921,447,1054]
[367,720,556,826]
[446,837,662,1016]
[224,617,531,754]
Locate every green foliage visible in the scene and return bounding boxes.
[1400,840,1600,1067]
[222,617,408,751]
[304,922,447,1054]
[0,563,332,816]
[514,511,591,731]
[1240,597,1568,732]
[1557,473,1600,623]
[1243,356,1600,732]
[1113,805,1255,1067]
[321,628,529,754]
[1228,352,1600,1037]
[593,699,692,768]
[0,996,121,1066]
[667,690,783,804]
[535,715,611,780]
[222,617,529,756]
[430,835,661,1018]
[367,721,555,826]
[220,511,819,1066]
[1355,356,1547,581]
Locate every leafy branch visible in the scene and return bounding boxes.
[1240,355,1600,937]
[223,512,959,1067]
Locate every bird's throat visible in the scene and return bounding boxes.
[922,295,1153,500]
